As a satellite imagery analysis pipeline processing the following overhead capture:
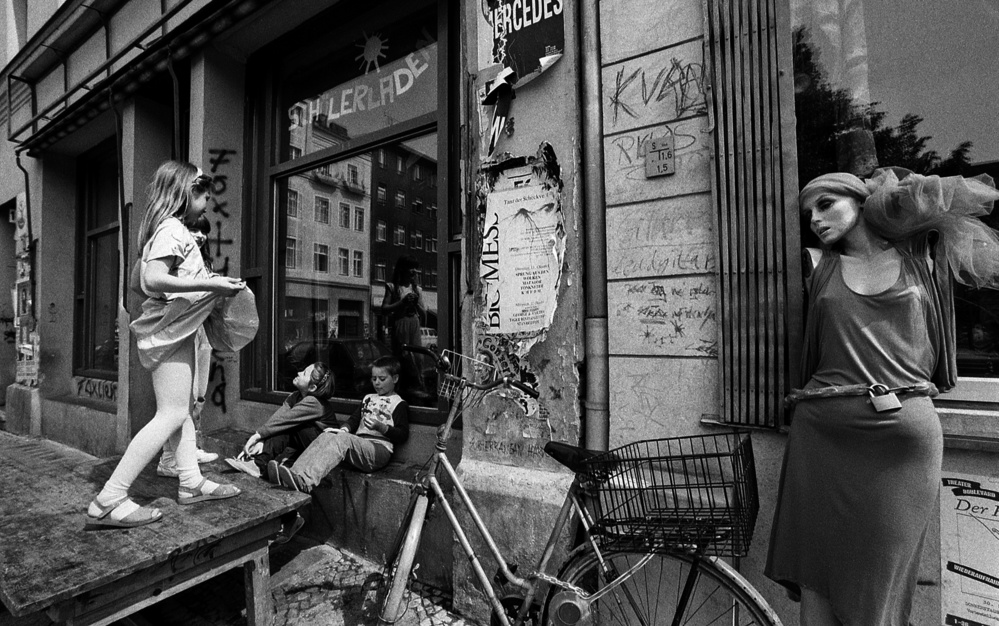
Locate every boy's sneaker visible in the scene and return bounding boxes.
[266,460,281,485]
[277,465,308,492]
[225,457,262,478]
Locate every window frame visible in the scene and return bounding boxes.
[314,195,330,224]
[242,0,456,425]
[313,243,330,273]
[74,139,120,380]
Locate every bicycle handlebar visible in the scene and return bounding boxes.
[401,345,539,398]
[402,344,451,371]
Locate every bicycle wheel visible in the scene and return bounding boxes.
[378,493,430,624]
[543,546,781,626]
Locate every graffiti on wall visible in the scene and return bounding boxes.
[603,40,706,132]
[606,195,716,280]
[74,376,118,403]
[608,277,718,357]
[206,148,237,276]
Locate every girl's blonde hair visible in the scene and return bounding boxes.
[137,160,201,251]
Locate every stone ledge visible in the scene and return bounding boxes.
[202,425,459,589]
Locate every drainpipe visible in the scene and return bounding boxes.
[578,0,609,452]
[14,149,34,320]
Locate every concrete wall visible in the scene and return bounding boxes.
[453,0,585,621]
[595,2,802,622]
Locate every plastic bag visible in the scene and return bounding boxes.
[204,287,259,352]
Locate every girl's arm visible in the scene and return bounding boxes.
[413,285,426,314]
[257,394,325,439]
[380,283,402,313]
[143,257,245,295]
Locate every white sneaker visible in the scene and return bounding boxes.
[225,457,262,478]
[196,448,219,463]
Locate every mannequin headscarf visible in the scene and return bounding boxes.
[800,168,999,290]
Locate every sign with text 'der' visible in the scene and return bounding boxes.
[941,473,999,626]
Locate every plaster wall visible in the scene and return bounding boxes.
[121,95,171,446]
[596,0,805,622]
[187,48,249,436]
[453,0,584,620]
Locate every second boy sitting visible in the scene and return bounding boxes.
[276,355,410,492]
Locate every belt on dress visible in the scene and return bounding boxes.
[783,381,938,408]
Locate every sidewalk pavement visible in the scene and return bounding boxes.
[1,534,476,626]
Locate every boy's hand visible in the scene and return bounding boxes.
[362,415,387,434]
[243,432,263,456]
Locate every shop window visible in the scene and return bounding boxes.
[790,0,999,402]
[74,141,120,378]
[706,0,999,426]
[248,0,451,418]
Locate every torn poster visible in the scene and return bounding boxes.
[480,181,564,335]
[488,0,564,88]
[940,473,999,626]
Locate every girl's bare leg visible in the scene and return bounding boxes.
[800,589,842,626]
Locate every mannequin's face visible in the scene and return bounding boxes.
[802,192,862,246]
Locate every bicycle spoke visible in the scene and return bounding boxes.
[547,549,777,626]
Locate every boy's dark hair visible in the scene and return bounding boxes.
[371,355,401,377]
[308,362,334,399]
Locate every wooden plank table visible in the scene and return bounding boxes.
[0,431,310,626]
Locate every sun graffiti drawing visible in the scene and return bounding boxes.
[356,32,388,74]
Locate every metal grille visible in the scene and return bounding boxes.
[704,0,804,427]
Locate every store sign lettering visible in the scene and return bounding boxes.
[288,51,433,130]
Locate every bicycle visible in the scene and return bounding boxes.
[378,346,783,626]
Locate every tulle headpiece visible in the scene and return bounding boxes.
[861,168,999,289]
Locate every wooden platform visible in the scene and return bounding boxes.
[0,431,310,626]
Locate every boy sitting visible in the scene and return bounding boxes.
[277,355,410,492]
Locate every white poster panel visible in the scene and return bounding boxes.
[480,185,564,335]
[940,472,999,626]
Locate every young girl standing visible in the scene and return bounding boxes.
[86,160,248,528]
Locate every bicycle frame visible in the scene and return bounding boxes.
[404,418,654,626]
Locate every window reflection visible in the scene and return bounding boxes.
[276,134,440,405]
[791,0,999,377]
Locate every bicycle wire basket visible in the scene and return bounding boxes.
[580,431,759,557]
[436,349,497,403]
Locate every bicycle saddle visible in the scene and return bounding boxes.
[544,441,606,474]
